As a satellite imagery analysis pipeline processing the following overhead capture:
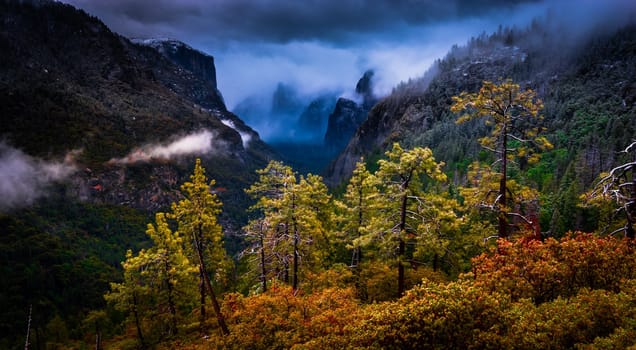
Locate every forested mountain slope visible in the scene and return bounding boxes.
[328,20,636,235]
[0,1,275,346]
[0,0,274,216]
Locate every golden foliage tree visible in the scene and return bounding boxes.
[171,159,230,335]
[371,143,448,296]
[244,161,333,292]
[452,79,552,238]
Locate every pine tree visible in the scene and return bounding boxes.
[245,161,298,289]
[335,160,380,298]
[105,212,198,343]
[452,79,552,238]
[373,143,447,296]
[245,161,333,291]
[143,213,197,335]
[171,159,230,335]
[338,160,379,269]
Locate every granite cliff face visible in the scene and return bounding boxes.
[297,95,336,135]
[324,98,367,153]
[132,38,226,110]
[0,0,273,217]
[323,70,377,155]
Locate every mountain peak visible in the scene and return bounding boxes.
[133,37,221,95]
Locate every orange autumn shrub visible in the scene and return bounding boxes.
[220,284,359,349]
[470,232,636,303]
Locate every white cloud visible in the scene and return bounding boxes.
[108,130,217,165]
[0,143,78,211]
[220,119,252,148]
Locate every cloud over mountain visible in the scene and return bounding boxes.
[107,130,220,165]
[0,143,78,211]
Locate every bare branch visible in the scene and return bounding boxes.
[506,212,534,226]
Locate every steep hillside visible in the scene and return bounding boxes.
[0,1,275,345]
[328,21,636,225]
[0,0,273,217]
[330,22,636,185]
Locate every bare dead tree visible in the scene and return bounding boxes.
[591,141,636,238]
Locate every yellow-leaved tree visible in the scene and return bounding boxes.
[370,143,449,296]
[171,159,231,335]
[244,161,333,292]
[451,79,552,239]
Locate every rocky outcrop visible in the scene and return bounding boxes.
[323,70,377,155]
[297,95,337,142]
[356,69,378,110]
[132,38,226,108]
[324,98,367,153]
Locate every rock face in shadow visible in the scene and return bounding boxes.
[324,97,368,154]
[323,69,378,155]
[0,0,274,216]
[132,38,226,108]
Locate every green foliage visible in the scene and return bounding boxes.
[105,212,198,341]
[366,143,450,296]
[0,200,147,349]
[452,79,552,238]
[243,161,335,291]
[334,160,380,272]
[172,159,232,286]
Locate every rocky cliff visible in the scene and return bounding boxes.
[323,70,377,155]
[0,0,274,219]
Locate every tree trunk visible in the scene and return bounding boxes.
[433,253,439,272]
[95,323,101,350]
[132,292,146,349]
[260,227,267,292]
[292,226,299,291]
[354,185,363,269]
[199,267,206,330]
[24,304,32,350]
[498,128,509,239]
[194,224,229,335]
[627,156,636,239]
[291,193,299,291]
[164,260,178,335]
[398,191,408,297]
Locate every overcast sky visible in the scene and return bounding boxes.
[62,0,636,109]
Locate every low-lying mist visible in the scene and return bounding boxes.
[0,142,79,211]
[107,129,223,165]
[233,83,338,144]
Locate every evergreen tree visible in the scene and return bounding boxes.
[105,250,150,348]
[335,160,380,298]
[171,159,230,335]
[105,212,198,344]
[452,79,552,238]
[245,161,333,291]
[338,160,379,269]
[245,161,299,289]
[372,143,447,296]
